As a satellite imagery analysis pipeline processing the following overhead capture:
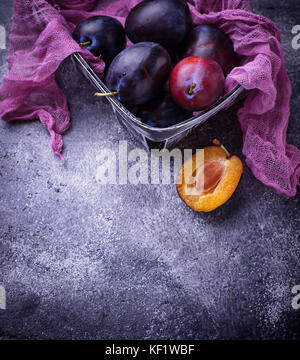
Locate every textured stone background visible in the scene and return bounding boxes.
[0,0,299,340]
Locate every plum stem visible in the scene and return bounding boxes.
[79,41,92,47]
[94,91,118,97]
[188,82,196,95]
[213,138,230,157]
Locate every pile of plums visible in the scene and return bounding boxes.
[73,0,238,128]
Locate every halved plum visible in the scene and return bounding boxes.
[176,140,243,212]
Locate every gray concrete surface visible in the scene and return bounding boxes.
[0,0,299,340]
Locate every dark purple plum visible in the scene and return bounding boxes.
[180,25,238,75]
[105,42,172,108]
[133,94,192,128]
[125,0,191,50]
[73,16,126,63]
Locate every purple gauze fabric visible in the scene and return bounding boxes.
[0,0,299,196]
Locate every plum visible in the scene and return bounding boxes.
[133,94,192,128]
[73,16,126,63]
[169,56,224,111]
[176,140,243,212]
[180,25,237,75]
[125,0,191,50]
[105,42,172,108]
